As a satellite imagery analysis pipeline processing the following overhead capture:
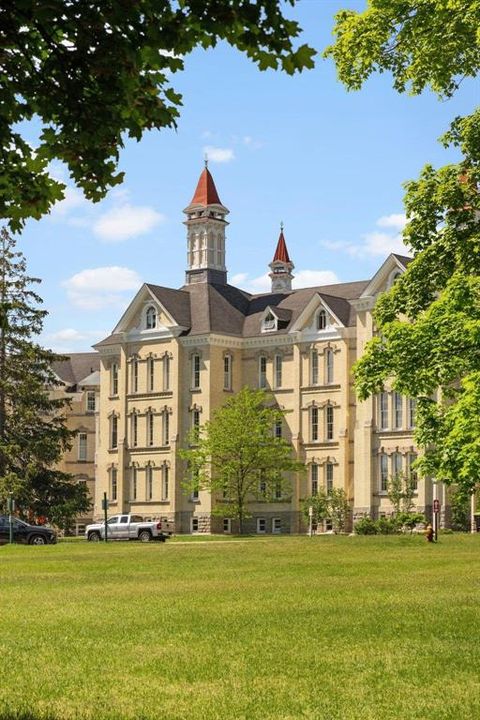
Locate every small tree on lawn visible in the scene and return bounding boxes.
[0,228,90,522]
[387,472,416,515]
[328,488,350,533]
[180,387,304,534]
[302,487,350,533]
[302,489,329,531]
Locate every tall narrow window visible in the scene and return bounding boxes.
[393,392,403,429]
[311,463,318,495]
[326,405,334,441]
[162,410,170,446]
[192,409,200,441]
[408,398,417,429]
[146,466,153,500]
[147,357,155,392]
[259,356,267,389]
[379,454,388,492]
[259,471,267,496]
[223,354,232,390]
[317,309,327,330]
[379,392,388,430]
[131,467,137,501]
[110,416,118,449]
[325,349,334,384]
[274,481,282,500]
[311,407,319,442]
[274,421,282,439]
[146,306,156,329]
[325,463,334,494]
[192,354,200,389]
[392,452,403,476]
[110,468,117,501]
[111,363,118,396]
[86,391,96,413]
[163,355,170,391]
[191,466,199,500]
[311,350,319,385]
[162,465,169,501]
[147,413,154,447]
[131,414,138,448]
[408,452,418,490]
[78,433,87,461]
[131,359,139,393]
[274,354,282,389]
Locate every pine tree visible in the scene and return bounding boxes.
[0,227,90,524]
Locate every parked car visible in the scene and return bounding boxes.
[0,515,57,545]
[85,514,172,542]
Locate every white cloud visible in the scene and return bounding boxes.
[362,231,408,256]
[320,212,410,258]
[293,270,339,288]
[50,186,87,217]
[242,135,263,150]
[203,145,235,163]
[377,213,407,231]
[63,266,142,310]
[93,203,165,243]
[43,328,108,353]
[232,269,339,294]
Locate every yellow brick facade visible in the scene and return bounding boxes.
[92,167,447,533]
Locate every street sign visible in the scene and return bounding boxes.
[433,499,440,512]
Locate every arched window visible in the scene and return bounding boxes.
[317,309,327,330]
[145,306,156,329]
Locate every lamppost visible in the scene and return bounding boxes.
[7,492,14,544]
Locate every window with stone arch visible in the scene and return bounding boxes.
[145,305,157,330]
[316,309,327,331]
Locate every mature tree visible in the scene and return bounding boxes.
[0,2,315,230]
[180,387,304,534]
[326,1,480,492]
[0,227,90,522]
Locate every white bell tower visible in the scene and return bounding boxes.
[183,162,229,285]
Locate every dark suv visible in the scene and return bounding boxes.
[0,516,57,545]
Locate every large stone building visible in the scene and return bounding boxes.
[93,165,446,533]
[51,353,100,533]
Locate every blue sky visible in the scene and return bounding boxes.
[16,0,477,353]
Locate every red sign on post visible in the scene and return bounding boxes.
[433,499,440,513]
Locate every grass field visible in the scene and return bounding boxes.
[1,535,479,720]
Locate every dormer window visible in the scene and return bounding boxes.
[316,309,327,331]
[145,306,157,330]
[263,312,277,332]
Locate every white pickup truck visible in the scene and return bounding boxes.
[85,514,172,543]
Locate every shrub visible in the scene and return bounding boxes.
[376,516,400,535]
[354,516,377,535]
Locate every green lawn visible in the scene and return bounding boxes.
[1,535,479,720]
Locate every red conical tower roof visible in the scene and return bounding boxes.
[272,225,291,264]
[190,165,222,206]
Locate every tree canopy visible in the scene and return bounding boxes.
[327,0,480,492]
[0,1,315,231]
[180,387,304,533]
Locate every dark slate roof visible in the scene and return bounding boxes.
[147,284,192,329]
[94,333,124,348]
[393,254,413,267]
[95,278,370,345]
[52,353,100,387]
[241,280,368,337]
